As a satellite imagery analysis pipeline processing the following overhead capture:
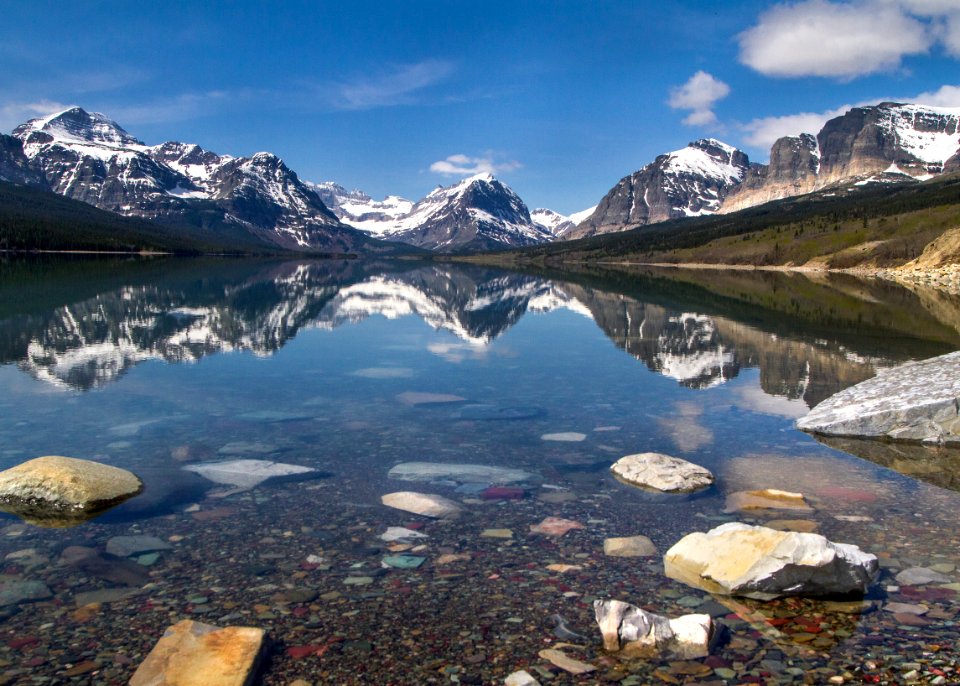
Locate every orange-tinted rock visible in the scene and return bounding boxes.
[129,619,265,686]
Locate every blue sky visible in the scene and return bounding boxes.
[2,0,959,214]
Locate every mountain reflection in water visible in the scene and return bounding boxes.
[1,258,959,408]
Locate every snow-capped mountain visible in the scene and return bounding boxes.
[3,107,377,253]
[530,206,596,237]
[570,139,750,239]
[309,173,552,252]
[307,181,415,234]
[723,102,960,212]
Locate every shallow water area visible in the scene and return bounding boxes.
[1,257,960,684]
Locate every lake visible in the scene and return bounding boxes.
[1,257,959,684]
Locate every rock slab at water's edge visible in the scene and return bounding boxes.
[594,599,713,659]
[663,522,878,600]
[610,453,714,493]
[797,351,960,444]
[381,491,463,518]
[0,456,142,527]
[129,619,265,686]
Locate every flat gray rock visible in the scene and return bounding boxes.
[895,566,952,586]
[106,535,172,558]
[611,453,714,493]
[0,580,52,607]
[388,462,533,484]
[797,351,960,444]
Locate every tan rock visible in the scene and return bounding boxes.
[0,456,141,527]
[546,564,582,573]
[529,517,584,536]
[537,648,596,674]
[129,619,265,686]
[664,522,878,600]
[481,528,513,539]
[724,489,812,513]
[603,535,657,557]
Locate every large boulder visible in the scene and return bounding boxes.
[129,619,265,686]
[797,351,960,445]
[610,453,714,493]
[664,522,878,600]
[594,599,713,659]
[0,456,142,527]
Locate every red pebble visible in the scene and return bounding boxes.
[286,645,323,659]
[9,636,39,650]
[404,522,425,530]
[479,486,525,500]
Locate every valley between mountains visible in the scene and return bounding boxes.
[1,102,960,271]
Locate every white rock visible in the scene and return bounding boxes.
[663,522,878,600]
[380,526,428,542]
[797,351,960,444]
[541,432,586,442]
[593,599,712,659]
[610,453,714,493]
[183,460,316,489]
[504,670,541,686]
[381,492,463,518]
[387,462,533,484]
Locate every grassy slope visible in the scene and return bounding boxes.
[469,173,960,269]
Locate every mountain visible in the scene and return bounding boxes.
[569,139,750,239]
[310,173,552,252]
[722,102,960,213]
[4,107,380,254]
[530,206,596,237]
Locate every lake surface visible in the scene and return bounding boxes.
[1,257,960,684]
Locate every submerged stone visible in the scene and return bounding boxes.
[0,456,142,527]
[541,432,586,442]
[797,351,960,445]
[538,649,596,675]
[382,555,426,569]
[724,489,813,513]
[530,517,584,536]
[396,392,467,406]
[610,453,713,493]
[664,522,879,600]
[387,462,533,484]
[183,460,318,489]
[603,535,657,557]
[381,491,463,518]
[594,599,713,659]
[0,580,52,607]
[455,404,545,421]
[106,535,172,558]
[129,619,266,686]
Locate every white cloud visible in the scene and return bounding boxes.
[738,0,931,78]
[0,99,72,133]
[740,83,960,150]
[429,153,522,176]
[668,71,730,127]
[335,60,455,110]
[913,83,960,106]
[740,105,852,148]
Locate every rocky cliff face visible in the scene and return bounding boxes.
[5,107,374,253]
[723,103,960,213]
[570,139,750,239]
[0,134,45,187]
[722,134,821,213]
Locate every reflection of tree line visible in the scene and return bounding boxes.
[0,259,955,399]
